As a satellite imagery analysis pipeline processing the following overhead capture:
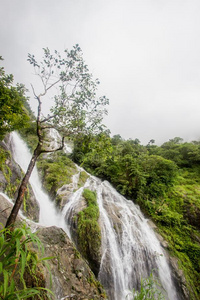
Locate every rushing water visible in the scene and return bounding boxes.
[9,132,178,300]
[9,132,66,229]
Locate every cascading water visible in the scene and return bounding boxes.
[9,132,179,300]
[9,132,66,229]
[89,178,178,300]
[63,175,178,300]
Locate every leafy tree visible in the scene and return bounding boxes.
[0,57,30,140]
[111,134,123,145]
[6,45,109,227]
[169,137,184,144]
[148,139,155,145]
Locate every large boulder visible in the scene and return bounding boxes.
[37,226,106,300]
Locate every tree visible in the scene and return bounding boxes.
[111,134,123,145]
[0,57,30,140]
[6,45,109,227]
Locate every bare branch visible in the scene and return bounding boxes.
[40,114,58,123]
[44,78,61,94]
[30,84,37,98]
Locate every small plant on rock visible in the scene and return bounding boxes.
[0,223,53,299]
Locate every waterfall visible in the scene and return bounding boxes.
[9,132,178,300]
[9,132,66,229]
[64,175,178,300]
[93,179,177,300]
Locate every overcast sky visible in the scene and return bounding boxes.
[1,0,200,145]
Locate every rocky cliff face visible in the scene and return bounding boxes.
[37,226,105,300]
[0,194,106,300]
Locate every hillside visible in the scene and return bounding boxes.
[71,133,200,299]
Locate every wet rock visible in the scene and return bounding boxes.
[56,183,75,209]
[169,256,191,300]
[36,226,106,300]
[103,202,122,237]
[0,194,17,228]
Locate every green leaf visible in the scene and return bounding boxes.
[20,250,26,277]
[39,256,55,262]
[3,269,9,297]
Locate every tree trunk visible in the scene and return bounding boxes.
[5,143,41,228]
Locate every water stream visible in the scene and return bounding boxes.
[9,132,66,229]
[8,132,178,300]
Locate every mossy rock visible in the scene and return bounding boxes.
[76,189,101,276]
[77,171,89,189]
[37,151,77,199]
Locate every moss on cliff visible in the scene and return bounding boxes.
[77,170,89,189]
[77,188,101,276]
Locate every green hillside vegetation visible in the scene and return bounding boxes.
[72,133,200,299]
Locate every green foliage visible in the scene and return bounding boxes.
[156,139,200,167]
[77,171,89,189]
[0,223,53,299]
[77,189,101,274]
[0,59,30,140]
[72,131,112,169]
[87,273,107,298]
[127,273,165,300]
[37,151,77,198]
